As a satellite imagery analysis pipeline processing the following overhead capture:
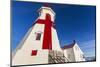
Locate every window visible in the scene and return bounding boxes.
[36,33,41,40]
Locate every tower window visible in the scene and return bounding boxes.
[36,33,41,40]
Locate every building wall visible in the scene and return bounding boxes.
[12,24,49,65]
[52,27,62,52]
[20,24,45,50]
[73,43,85,62]
[12,24,62,65]
[12,50,49,65]
[63,43,85,62]
[63,48,75,62]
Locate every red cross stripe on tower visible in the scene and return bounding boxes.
[31,14,54,56]
[36,13,54,50]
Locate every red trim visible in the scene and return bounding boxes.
[31,50,37,56]
[36,14,53,50]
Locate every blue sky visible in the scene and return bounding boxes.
[12,1,96,57]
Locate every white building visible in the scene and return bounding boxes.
[12,6,85,66]
[62,40,85,62]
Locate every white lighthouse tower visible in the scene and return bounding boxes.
[12,6,64,66]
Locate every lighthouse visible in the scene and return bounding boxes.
[12,6,64,66]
